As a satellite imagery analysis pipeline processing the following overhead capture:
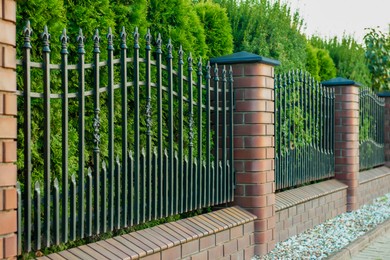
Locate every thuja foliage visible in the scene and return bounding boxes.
[364,27,390,91]
[214,0,307,72]
[305,43,336,81]
[310,36,372,86]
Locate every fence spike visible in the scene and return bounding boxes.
[167,39,173,58]
[41,25,51,52]
[178,45,184,63]
[145,28,152,47]
[60,28,69,54]
[120,27,127,48]
[93,29,100,53]
[77,29,85,54]
[23,20,32,48]
[133,27,139,48]
[197,57,202,75]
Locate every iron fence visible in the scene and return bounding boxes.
[17,22,234,253]
[359,87,385,170]
[275,71,335,191]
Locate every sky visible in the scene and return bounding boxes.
[282,0,390,43]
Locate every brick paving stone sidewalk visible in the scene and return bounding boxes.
[352,229,390,260]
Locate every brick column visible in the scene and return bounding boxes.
[0,0,18,258]
[323,78,360,212]
[211,51,279,255]
[378,92,390,166]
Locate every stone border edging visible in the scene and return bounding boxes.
[326,217,390,260]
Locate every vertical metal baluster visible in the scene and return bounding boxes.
[86,168,92,236]
[167,40,174,215]
[42,28,53,245]
[275,75,279,189]
[287,72,292,188]
[178,46,184,213]
[53,178,60,245]
[299,70,303,182]
[197,58,203,208]
[133,28,141,224]
[152,148,158,219]
[107,28,115,231]
[59,28,71,244]
[17,183,22,254]
[141,149,146,223]
[206,62,212,206]
[163,150,169,217]
[184,156,188,212]
[70,175,76,241]
[156,34,163,219]
[321,84,324,178]
[102,161,107,232]
[283,74,287,189]
[202,162,207,205]
[115,156,121,228]
[188,54,194,210]
[213,64,219,204]
[77,28,86,239]
[92,29,101,234]
[128,152,134,226]
[228,66,234,201]
[174,151,179,213]
[120,27,128,227]
[221,66,227,202]
[34,182,41,250]
[145,29,153,221]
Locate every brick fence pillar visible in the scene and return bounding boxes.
[0,0,18,258]
[378,92,390,166]
[211,51,279,255]
[323,78,360,212]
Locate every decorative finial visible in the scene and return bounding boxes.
[197,57,202,76]
[23,20,32,49]
[93,29,100,53]
[120,26,127,49]
[178,45,184,64]
[77,28,85,54]
[107,27,114,51]
[187,52,193,70]
[41,25,51,53]
[133,27,139,49]
[167,39,173,59]
[145,29,152,50]
[206,61,211,79]
[60,28,69,54]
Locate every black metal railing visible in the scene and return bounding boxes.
[275,71,335,191]
[17,22,234,253]
[359,87,385,170]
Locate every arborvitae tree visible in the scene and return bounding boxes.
[306,43,320,81]
[311,36,371,86]
[147,0,208,61]
[316,49,336,81]
[215,0,307,72]
[195,1,234,58]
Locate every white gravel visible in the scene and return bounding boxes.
[254,193,390,260]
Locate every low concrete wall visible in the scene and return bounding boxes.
[41,206,256,260]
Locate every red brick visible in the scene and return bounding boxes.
[235,196,266,208]
[245,183,273,196]
[3,93,17,115]
[235,173,266,184]
[254,229,273,244]
[243,222,254,235]
[0,67,16,92]
[236,100,266,112]
[230,225,243,239]
[254,219,267,232]
[216,230,230,244]
[190,250,207,260]
[161,245,181,260]
[143,252,160,260]
[0,20,15,46]
[248,206,273,220]
[4,234,16,258]
[234,148,266,160]
[243,64,273,77]
[182,240,199,258]
[0,45,16,69]
[245,136,273,148]
[3,0,16,23]
[244,245,255,260]
[242,88,273,100]
[237,234,250,251]
[0,164,16,186]
[0,210,16,235]
[0,117,16,138]
[2,141,16,163]
[208,244,223,259]
[223,239,238,256]
[234,76,266,88]
[200,235,215,250]
[244,112,273,124]
[234,124,266,136]
[3,188,16,210]
[244,160,272,172]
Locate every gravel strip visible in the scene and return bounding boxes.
[254,193,390,260]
